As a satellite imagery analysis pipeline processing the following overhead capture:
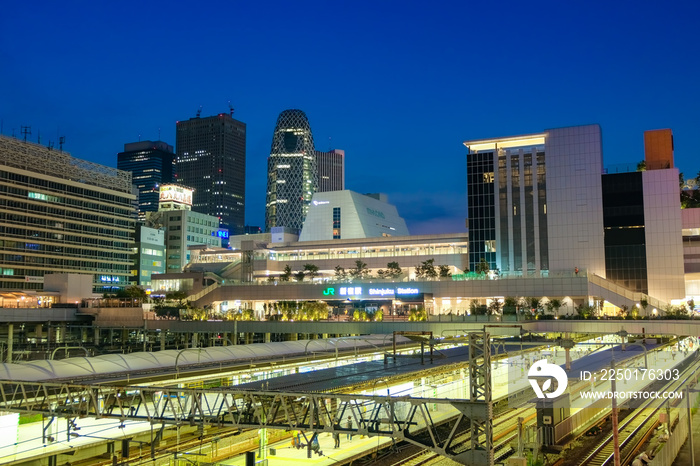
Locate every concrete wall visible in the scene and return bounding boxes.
[643,169,686,303]
[545,125,606,276]
[43,273,93,303]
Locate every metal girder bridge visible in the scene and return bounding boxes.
[0,381,488,464]
[0,332,493,465]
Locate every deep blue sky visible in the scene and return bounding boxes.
[2,1,699,234]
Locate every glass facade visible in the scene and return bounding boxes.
[467,152,496,271]
[468,141,547,275]
[176,114,246,235]
[117,141,175,221]
[332,207,341,239]
[602,172,648,293]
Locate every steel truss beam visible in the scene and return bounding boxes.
[0,380,492,465]
[469,332,493,466]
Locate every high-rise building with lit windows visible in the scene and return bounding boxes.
[0,135,136,292]
[464,125,605,276]
[175,112,246,235]
[265,109,317,232]
[464,125,685,305]
[315,149,345,192]
[117,140,175,221]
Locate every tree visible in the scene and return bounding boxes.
[124,286,147,299]
[415,259,437,279]
[386,261,403,279]
[334,265,347,281]
[529,297,542,314]
[438,265,452,278]
[476,258,490,275]
[640,298,649,316]
[550,298,562,316]
[577,303,594,319]
[636,160,646,171]
[619,304,629,319]
[280,265,292,282]
[408,307,427,321]
[488,299,503,315]
[349,260,370,279]
[300,301,328,321]
[303,263,320,280]
[293,270,305,282]
[503,297,517,315]
[165,290,188,304]
[277,301,299,321]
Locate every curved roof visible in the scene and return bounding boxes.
[0,335,407,382]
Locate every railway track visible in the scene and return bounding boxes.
[576,357,700,466]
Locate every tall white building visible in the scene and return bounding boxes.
[299,191,409,242]
[464,125,685,305]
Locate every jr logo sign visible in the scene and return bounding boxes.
[528,359,568,399]
[322,287,335,296]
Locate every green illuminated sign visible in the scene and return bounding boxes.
[322,287,335,296]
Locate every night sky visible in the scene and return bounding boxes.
[2,1,699,235]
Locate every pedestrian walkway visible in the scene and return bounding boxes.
[221,431,396,466]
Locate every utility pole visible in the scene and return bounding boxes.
[687,387,695,466]
[21,126,31,142]
[611,358,620,466]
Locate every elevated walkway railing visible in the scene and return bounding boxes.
[186,282,220,303]
[589,274,668,311]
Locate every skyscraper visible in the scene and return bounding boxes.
[117,140,175,221]
[175,112,246,235]
[315,149,345,192]
[265,109,317,232]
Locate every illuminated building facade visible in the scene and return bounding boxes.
[299,191,409,241]
[133,225,165,288]
[0,136,135,292]
[117,140,175,221]
[265,109,317,232]
[465,125,685,305]
[175,113,246,235]
[465,125,606,277]
[315,149,345,192]
[145,185,221,271]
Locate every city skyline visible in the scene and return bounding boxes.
[2,1,699,235]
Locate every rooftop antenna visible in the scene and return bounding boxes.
[48,141,54,151]
[37,130,41,145]
[228,101,234,117]
[158,127,161,140]
[59,136,65,152]
[21,126,31,142]
[196,106,202,118]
